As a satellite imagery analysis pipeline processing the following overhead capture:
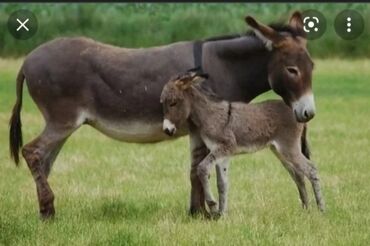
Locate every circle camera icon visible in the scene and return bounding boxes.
[302,10,326,40]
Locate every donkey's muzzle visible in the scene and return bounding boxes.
[164,128,175,136]
[292,93,316,123]
[163,119,176,136]
[295,108,315,122]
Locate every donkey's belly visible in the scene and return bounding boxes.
[89,116,186,143]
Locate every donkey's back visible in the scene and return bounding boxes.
[20,37,194,142]
[229,99,304,153]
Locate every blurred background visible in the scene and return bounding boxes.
[0,3,369,58]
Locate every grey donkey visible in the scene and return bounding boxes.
[160,71,325,217]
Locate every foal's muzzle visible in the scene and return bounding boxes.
[163,119,176,136]
[292,93,316,123]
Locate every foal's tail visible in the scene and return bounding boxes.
[9,66,25,166]
[301,124,311,160]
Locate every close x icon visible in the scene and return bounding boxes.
[7,9,38,40]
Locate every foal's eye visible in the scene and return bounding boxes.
[169,101,177,107]
[286,66,299,76]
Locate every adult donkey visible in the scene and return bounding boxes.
[10,12,316,219]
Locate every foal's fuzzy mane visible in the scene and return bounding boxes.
[193,82,223,103]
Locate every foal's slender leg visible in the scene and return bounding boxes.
[270,146,309,209]
[197,152,218,214]
[290,170,308,209]
[280,148,325,212]
[22,123,77,219]
[189,128,208,215]
[197,146,231,215]
[216,158,229,215]
[301,158,325,212]
[283,162,308,209]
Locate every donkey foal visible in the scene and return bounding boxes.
[160,72,325,217]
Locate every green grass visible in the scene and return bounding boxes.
[1,58,370,245]
[1,3,370,58]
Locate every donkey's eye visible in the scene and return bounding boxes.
[286,66,299,76]
[169,101,177,107]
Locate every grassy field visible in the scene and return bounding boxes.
[1,58,370,245]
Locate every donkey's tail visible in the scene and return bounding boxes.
[301,124,311,160]
[9,65,25,166]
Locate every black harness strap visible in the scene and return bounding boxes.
[191,40,204,73]
[192,40,233,129]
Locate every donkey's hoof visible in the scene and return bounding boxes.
[189,207,211,219]
[189,205,203,215]
[189,207,200,216]
[40,206,55,220]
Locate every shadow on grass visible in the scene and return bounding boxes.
[80,197,164,222]
[95,229,155,245]
[76,195,210,225]
[0,212,40,245]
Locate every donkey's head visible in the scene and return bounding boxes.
[160,71,207,136]
[246,12,315,122]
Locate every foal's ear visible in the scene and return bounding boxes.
[192,73,208,84]
[245,15,283,50]
[175,79,192,90]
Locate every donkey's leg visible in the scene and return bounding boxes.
[270,146,309,209]
[216,158,229,216]
[283,162,308,209]
[291,170,308,209]
[22,123,77,219]
[42,138,67,177]
[197,145,232,216]
[301,158,325,212]
[278,145,325,211]
[197,153,218,214]
[189,128,208,215]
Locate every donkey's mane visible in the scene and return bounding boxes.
[200,22,305,59]
[203,22,305,44]
[246,23,306,38]
[203,34,242,42]
[193,22,305,101]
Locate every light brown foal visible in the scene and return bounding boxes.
[161,72,325,217]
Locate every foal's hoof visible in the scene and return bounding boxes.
[40,206,55,220]
[318,205,326,213]
[210,211,223,220]
[207,200,218,214]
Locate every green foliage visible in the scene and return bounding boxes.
[1,59,370,244]
[0,3,370,58]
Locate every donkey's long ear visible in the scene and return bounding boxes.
[289,11,304,31]
[245,15,283,50]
